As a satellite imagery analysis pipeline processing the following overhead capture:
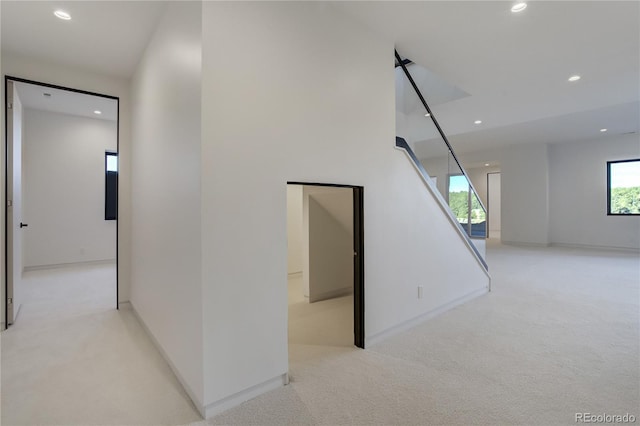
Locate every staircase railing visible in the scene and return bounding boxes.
[395,50,488,270]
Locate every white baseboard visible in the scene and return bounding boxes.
[127,301,205,419]
[309,287,353,303]
[366,286,489,347]
[24,258,116,272]
[501,240,550,248]
[203,373,288,419]
[550,242,640,253]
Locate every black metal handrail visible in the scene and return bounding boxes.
[394,50,487,214]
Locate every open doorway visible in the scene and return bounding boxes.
[286,182,364,349]
[487,172,501,240]
[4,77,119,329]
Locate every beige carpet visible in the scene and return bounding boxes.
[0,263,202,425]
[202,242,640,426]
[2,244,638,425]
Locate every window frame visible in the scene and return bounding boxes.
[607,158,640,216]
[105,151,118,220]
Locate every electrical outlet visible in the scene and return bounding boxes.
[417,285,423,299]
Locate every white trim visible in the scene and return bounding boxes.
[365,286,489,347]
[501,240,550,248]
[551,242,640,253]
[128,301,205,419]
[23,258,116,272]
[203,373,288,419]
[309,287,353,303]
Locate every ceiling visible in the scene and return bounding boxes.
[1,1,166,78]
[14,81,118,122]
[337,1,640,160]
[1,1,638,161]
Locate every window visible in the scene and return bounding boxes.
[607,159,640,215]
[105,152,118,220]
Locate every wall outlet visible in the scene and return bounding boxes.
[417,285,423,299]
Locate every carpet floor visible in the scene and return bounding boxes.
[203,242,640,425]
[0,263,202,425]
[1,243,638,425]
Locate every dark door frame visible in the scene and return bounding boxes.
[3,75,121,328]
[287,181,365,349]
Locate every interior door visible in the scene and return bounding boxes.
[6,80,24,325]
[352,186,364,349]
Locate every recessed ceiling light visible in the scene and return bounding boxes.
[485,163,490,167]
[474,120,482,124]
[94,110,102,115]
[54,10,71,20]
[600,128,607,132]
[511,2,527,13]
[424,113,431,117]
[568,75,581,82]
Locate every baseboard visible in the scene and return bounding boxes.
[501,240,550,248]
[24,258,116,272]
[203,373,288,419]
[309,287,352,303]
[366,286,489,347]
[551,242,640,253]
[128,301,205,419]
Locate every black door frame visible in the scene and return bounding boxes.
[287,181,365,349]
[3,75,121,328]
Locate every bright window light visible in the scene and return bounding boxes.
[106,154,118,172]
[608,159,640,215]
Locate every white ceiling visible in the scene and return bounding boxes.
[338,1,640,158]
[1,1,638,160]
[15,81,118,122]
[1,1,166,78]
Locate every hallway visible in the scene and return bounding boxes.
[1,264,201,425]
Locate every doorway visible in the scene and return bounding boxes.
[286,182,364,349]
[487,172,501,240]
[4,76,120,329]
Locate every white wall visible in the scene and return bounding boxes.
[1,53,132,304]
[201,1,489,415]
[286,185,303,274]
[130,0,204,411]
[458,133,640,249]
[549,133,640,250]
[487,172,501,237]
[22,109,117,267]
[306,188,353,303]
[501,143,550,246]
